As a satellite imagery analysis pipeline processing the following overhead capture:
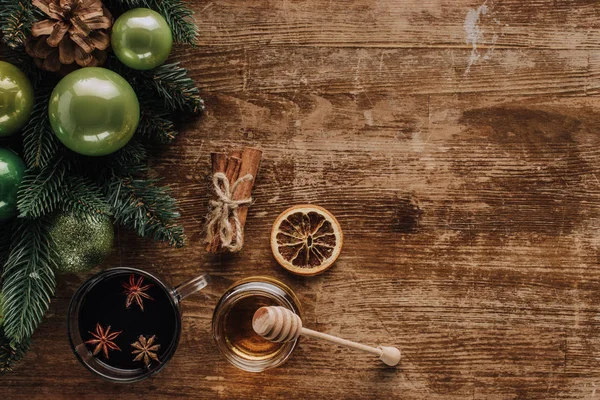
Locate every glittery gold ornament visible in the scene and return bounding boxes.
[48,213,114,273]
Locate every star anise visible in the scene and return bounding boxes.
[131,335,160,366]
[85,323,122,359]
[122,274,153,311]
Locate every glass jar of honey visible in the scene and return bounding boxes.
[212,276,302,372]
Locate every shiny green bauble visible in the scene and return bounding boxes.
[48,213,114,273]
[0,61,34,137]
[112,8,173,70]
[0,148,25,221]
[48,67,140,156]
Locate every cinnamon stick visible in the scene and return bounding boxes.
[224,156,242,184]
[233,147,262,234]
[207,155,242,252]
[207,152,229,252]
[206,147,262,253]
[211,152,228,175]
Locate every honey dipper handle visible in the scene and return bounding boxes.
[301,328,401,366]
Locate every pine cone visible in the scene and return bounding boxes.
[25,0,112,74]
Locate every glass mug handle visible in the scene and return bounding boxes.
[173,273,210,302]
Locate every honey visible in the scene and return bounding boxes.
[212,276,302,372]
[223,295,283,360]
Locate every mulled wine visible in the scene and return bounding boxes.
[75,270,180,374]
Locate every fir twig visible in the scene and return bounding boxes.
[0,1,36,49]
[17,161,68,219]
[0,220,13,275]
[17,160,113,219]
[106,140,148,170]
[107,56,204,114]
[0,329,30,374]
[147,62,204,113]
[138,111,178,144]
[61,176,112,217]
[2,218,57,343]
[105,176,185,247]
[22,88,59,169]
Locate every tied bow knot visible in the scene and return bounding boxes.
[206,172,253,252]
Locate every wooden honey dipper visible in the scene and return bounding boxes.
[252,306,401,366]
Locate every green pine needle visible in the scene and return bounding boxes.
[149,0,198,46]
[138,111,179,144]
[147,62,204,113]
[2,219,57,343]
[0,329,30,374]
[107,56,204,114]
[17,161,113,219]
[22,88,59,169]
[0,220,13,275]
[106,139,148,170]
[105,176,185,247]
[17,161,68,219]
[0,1,36,49]
[61,176,113,217]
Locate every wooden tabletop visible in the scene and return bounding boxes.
[4,0,600,398]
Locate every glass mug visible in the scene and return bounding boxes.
[212,276,303,372]
[67,267,210,383]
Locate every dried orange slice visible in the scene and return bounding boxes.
[270,205,343,276]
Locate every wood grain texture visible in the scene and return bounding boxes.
[3,0,600,399]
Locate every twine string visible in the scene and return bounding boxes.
[206,172,253,252]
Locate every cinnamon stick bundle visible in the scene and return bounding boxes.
[206,147,262,253]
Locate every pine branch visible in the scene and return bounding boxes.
[17,161,68,219]
[146,62,204,113]
[149,0,198,46]
[61,176,112,217]
[2,218,57,343]
[22,88,59,169]
[0,220,12,275]
[105,0,198,45]
[0,329,30,374]
[138,111,178,144]
[105,175,185,247]
[107,56,203,114]
[0,2,36,49]
[106,139,148,170]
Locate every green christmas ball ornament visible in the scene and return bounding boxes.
[0,148,25,221]
[48,213,115,273]
[111,8,173,70]
[0,61,34,137]
[48,67,140,156]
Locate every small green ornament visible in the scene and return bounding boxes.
[111,8,173,70]
[48,67,140,156]
[48,213,115,273]
[0,61,34,137]
[0,148,25,221]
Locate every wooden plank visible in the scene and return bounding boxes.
[196,0,600,50]
[174,47,594,96]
